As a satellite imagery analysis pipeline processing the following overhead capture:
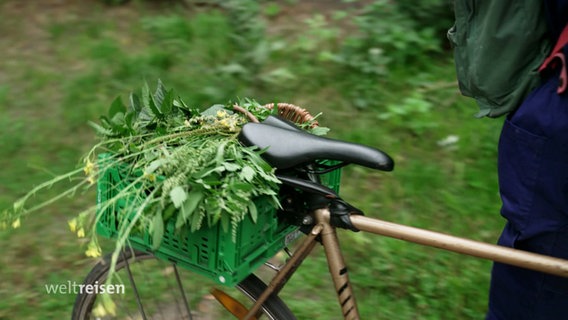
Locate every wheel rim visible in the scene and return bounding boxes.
[73,250,290,320]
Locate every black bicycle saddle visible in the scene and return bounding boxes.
[238,118,394,171]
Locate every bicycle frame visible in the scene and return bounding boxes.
[241,208,568,320]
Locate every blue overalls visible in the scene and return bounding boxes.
[486,1,568,319]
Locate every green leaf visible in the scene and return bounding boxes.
[173,97,198,117]
[98,115,126,136]
[176,189,204,229]
[108,97,126,118]
[160,88,174,115]
[125,111,135,132]
[310,126,330,136]
[88,121,113,136]
[162,204,176,221]
[148,91,163,120]
[223,162,241,172]
[196,166,225,179]
[151,212,164,250]
[231,182,253,193]
[142,82,151,109]
[129,92,142,112]
[141,82,163,121]
[110,111,125,128]
[169,186,187,209]
[214,140,228,165]
[145,159,164,174]
[248,202,258,224]
[99,115,112,129]
[153,79,167,108]
[239,166,255,182]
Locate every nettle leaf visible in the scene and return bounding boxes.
[153,79,167,108]
[125,111,135,132]
[142,82,151,109]
[110,111,125,127]
[173,97,198,118]
[148,92,164,120]
[169,186,187,209]
[126,93,141,130]
[99,115,112,129]
[160,88,174,115]
[88,121,113,136]
[151,212,164,250]
[129,92,142,113]
[140,82,161,123]
[99,115,126,135]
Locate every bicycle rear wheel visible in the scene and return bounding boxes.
[72,249,295,320]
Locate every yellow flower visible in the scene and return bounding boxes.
[219,117,238,132]
[94,294,117,316]
[13,199,24,213]
[85,241,101,258]
[83,159,95,176]
[68,218,77,233]
[216,110,227,118]
[103,295,117,315]
[143,172,156,182]
[92,303,108,317]
[77,228,85,238]
[87,175,96,185]
[11,218,20,229]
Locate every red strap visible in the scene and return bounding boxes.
[552,52,567,94]
[539,24,568,72]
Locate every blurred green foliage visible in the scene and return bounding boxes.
[397,0,455,42]
[1,0,504,319]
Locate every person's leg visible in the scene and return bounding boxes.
[486,74,568,320]
[487,228,568,320]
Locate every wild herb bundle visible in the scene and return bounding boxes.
[1,81,324,314]
[84,88,284,249]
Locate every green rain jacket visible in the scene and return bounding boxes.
[448,1,551,117]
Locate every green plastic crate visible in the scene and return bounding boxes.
[95,155,341,286]
[318,161,342,194]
